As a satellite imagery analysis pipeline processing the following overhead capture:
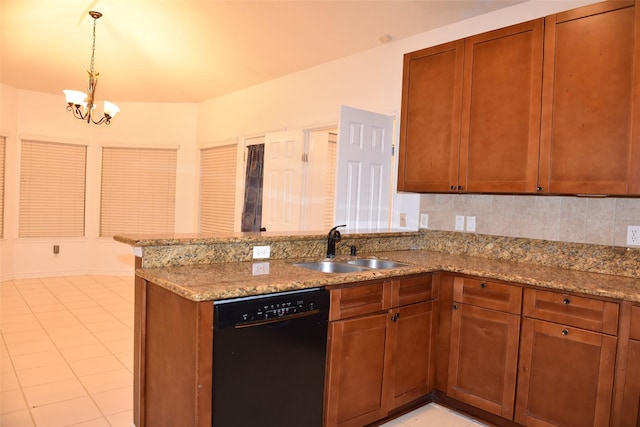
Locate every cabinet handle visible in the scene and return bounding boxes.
[536,186,543,192]
[480,282,487,289]
[561,329,569,336]
[452,304,458,310]
[391,312,400,322]
[458,185,463,191]
[450,185,456,191]
[562,298,571,305]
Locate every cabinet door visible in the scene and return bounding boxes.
[447,303,520,418]
[539,1,640,195]
[386,301,436,410]
[460,19,543,193]
[324,313,389,427]
[619,339,640,427]
[398,40,464,192]
[616,305,640,427]
[515,318,617,427]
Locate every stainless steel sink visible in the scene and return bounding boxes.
[346,259,408,269]
[292,261,370,273]
[292,258,407,273]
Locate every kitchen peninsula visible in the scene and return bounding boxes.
[115,230,640,427]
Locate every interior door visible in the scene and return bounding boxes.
[262,131,304,232]
[335,106,394,230]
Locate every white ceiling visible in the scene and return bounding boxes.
[1,1,527,103]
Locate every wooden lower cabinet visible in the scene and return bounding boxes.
[387,300,436,409]
[619,339,640,426]
[324,275,436,427]
[515,318,617,427]
[440,276,623,427]
[447,303,520,418]
[325,313,389,427]
[613,304,640,426]
[446,277,522,419]
[134,278,213,427]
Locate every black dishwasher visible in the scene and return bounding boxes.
[212,287,329,427]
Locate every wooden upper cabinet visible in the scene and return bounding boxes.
[398,40,464,192]
[460,19,544,193]
[539,1,640,195]
[398,19,544,193]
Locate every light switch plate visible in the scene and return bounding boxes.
[252,246,271,259]
[455,215,465,231]
[420,214,429,228]
[628,225,640,246]
[466,216,476,232]
[399,213,407,227]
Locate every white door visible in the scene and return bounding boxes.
[262,130,305,232]
[335,106,394,231]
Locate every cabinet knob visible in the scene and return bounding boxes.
[450,185,456,190]
[458,185,463,191]
[391,312,400,322]
[480,282,487,289]
[561,329,569,336]
[563,298,571,305]
[536,186,543,192]
[452,304,458,310]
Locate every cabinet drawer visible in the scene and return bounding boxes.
[452,277,522,314]
[329,281,391,321]
[630,305,640,340]
[392,274,434,307]
[522,288,619,335]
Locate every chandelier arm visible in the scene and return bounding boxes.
[67,104,88,121]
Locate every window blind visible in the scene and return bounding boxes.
[100,147,177,237]
[200,144,237,233]
[19,139,87,237]
[324,133,337,229]
[0,136,5,238]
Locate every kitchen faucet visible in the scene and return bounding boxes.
[326,225,346,258]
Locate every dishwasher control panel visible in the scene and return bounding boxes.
[214,288,329,328]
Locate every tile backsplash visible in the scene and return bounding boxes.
[420,194,640,248]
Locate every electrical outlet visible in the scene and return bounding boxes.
[628,225,640,246]
[399,213,407,227]
[420,213,429,229]
[466,216,476,232]
[252,262,270,275]
[455,215,465,231]
[252,245,271,259]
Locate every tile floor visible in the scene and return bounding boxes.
[380,403,489,427]
[1,275,488,427]
[1,276,134,426]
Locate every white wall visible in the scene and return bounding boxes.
[1,85,198,280]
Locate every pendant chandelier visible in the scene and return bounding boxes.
[63,11,119,125]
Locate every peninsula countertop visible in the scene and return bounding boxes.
[134,249,640,303]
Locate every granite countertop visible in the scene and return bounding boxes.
[135,249,640,303]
